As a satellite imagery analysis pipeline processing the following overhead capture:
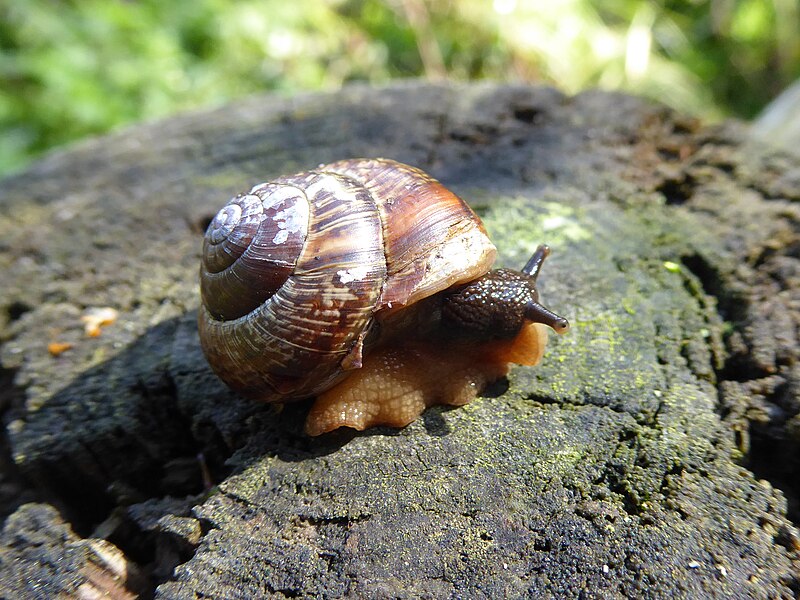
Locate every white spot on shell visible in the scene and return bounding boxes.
[271,205,306,245]
[311,308,342,319]
[208,203,242,243]
[428,227,492,276]
[276,207,305,232]
[337,266,370,284]
[261,185,302,211]
[215,204,241,229]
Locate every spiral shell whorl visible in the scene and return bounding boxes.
[199,172,388,402]
[204,194,262,271]
[200,184,309,321]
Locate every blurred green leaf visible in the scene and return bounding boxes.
[0,0,798,177]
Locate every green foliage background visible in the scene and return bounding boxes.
[1,0,798,177]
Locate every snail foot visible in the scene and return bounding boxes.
[304,323,549,435]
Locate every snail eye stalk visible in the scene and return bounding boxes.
[520,244,569,333]
[521,244,551,282]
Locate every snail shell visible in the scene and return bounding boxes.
[199,158,568,435]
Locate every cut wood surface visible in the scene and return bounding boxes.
[0,82,798,598]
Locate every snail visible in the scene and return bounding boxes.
[198,158,569,436]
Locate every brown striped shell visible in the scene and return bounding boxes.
[198,159,497,404]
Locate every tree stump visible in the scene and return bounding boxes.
[0,82,798,598]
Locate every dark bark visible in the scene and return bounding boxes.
[0,503,148,598]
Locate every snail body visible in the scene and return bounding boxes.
[199,159,568,435]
